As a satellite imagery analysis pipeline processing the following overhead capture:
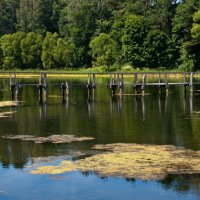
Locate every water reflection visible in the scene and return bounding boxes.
[0,78,200,199]
[158,93,168,114]
[62,96,69,111]
[110,95,123,115]
[190,93,193,114]
[160,174,200,196]
[87,89,95,117]
[39,99,47,119]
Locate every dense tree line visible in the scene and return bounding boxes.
[0,0,200,71]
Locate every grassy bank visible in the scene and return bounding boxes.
[0,67,200,78]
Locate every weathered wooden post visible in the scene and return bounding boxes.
[38,72,47,101]
[165,73,169,94]
[38,72,43,99]
[15,82,19,99]
[134,73,139,94]
[43,73,47,98]
[110,73,112,89]
[189,72,193,93]
[10,73,18,100]
[109,73,118,95]
[158,73,161,93]
[61,82,69,98]
[118,73,124,94]
[87,73,96,90]
[87,73,91,89]
[141,74,146,95]
[61,83,66,97]
[92,73,96,88]
[183,73,187,94]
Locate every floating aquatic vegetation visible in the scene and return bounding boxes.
[0,111,16,118]
[30,143,200,180]
[31,160,77,174]
[2,134,94,144]
[0,101,18,108]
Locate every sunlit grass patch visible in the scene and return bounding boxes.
[30,143,200,180]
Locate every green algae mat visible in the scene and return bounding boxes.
[29,143,200,180]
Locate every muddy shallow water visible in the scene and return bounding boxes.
[0,77,200,200]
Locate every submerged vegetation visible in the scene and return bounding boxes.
[1,0,200,71]
[30,143,200,180]
[2,134,95,144]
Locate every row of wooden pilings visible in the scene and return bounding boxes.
[109,72,195,95]
[9,72,196,100]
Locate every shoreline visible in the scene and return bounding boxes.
[0,71,200,79]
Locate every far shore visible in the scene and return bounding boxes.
[0,69,200,78]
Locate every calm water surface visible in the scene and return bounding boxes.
[0,77,200,200]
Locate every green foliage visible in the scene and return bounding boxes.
[0,32,25,69]
[122,14,146,68]
[21,32,43,69]
[191,24,200,40]
[0,0,200,71]
[90,33,118,69]
[143,30,171,68]
[17,0,62,33]
[0,0,18,36]
[193,9,200,23]
[172,0,200,42]
[178,46,195,72]
[17,0,44,33]
[42,32,59,69]
[0,43,3,67]
[191,10,200,40]
[54,38,73,68]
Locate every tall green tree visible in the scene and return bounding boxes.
[90,33,118,69]
[17,0,62,33]
[59,0,98,67]
[53,38,73,68]
[0,0,19,36]
[172,0,200,70]
[143,30,172,68]
[42,32,58,69]
[21,32,43,68]
[191,9,200,40]
[0,43,3,68]
[172,0,200,43]
[40,0,63,33]
[122,14,147,68]
[17,0,44,33]
[0,32,25,69]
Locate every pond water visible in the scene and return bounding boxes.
[0,76,200,200]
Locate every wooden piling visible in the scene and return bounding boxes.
[38,72,47,100]
[134,73,139,94]
[183,73,187,94]
[190,72,193,93]
[165,74,169,94]
[9,73,19,100]
[61,82,69,97]
[141,74,146,95]
[87,73,96,89]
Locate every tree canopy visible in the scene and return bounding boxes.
[0,0,200,71]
